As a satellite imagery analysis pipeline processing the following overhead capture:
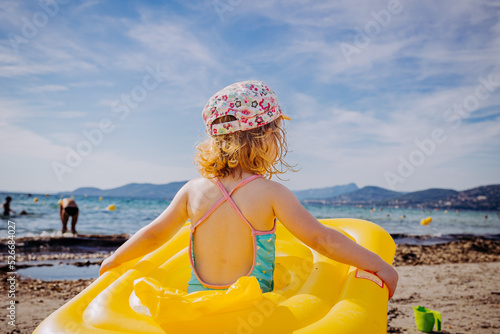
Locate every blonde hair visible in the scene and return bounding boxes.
[195,117,295,179]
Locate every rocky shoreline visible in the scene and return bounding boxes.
[393,236,500,266]
[1,234,498,272]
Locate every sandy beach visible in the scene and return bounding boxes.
[1,235,499,334]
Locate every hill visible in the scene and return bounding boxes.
[314,185,499,211]
[67,181,188,199]
[58,182,500,210]
[293,183,358,201]
[383,185,500,210]
[70,187,102,196]
[443,184,500,210]
[384,188,458,207]
[66,182,359,202]
[327,186,402,204]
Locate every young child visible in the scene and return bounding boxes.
[99,80,398,298]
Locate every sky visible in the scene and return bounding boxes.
[1,0,499,194]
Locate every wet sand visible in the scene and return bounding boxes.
[0,235,499,333]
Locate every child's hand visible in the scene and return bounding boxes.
[375,265,399,299]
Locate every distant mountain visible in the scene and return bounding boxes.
[293,183,358,201]
[68,181,358,201]
[307,184,500,211]
[71,187,102,196]
[442,185,500,210]
[60,181,500,211]
[383,185,500,210]
[328,186,402,204]
[67,181,188,199]
[385,188,458,207]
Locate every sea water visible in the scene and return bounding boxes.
[1,193,499,238]
[3,193,498,281]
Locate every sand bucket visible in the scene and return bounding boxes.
[413,305,441,332]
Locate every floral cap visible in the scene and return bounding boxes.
[202,80,290,136]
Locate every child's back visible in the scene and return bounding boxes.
[186,173,278,290]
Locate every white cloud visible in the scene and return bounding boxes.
[0,121,64,161]
[127,19,218,68]
[0,96,34,121]
[0,95,73,123]
[62,151,197,190]
[25,84,68,93]
[244,0,500,87]
[74,0,100,12]
[53,111,87,119]
[0,119,198,192]
[285,73,500,190]
[69,80,115,88]
[0,41,98,78]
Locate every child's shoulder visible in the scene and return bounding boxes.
[185,177,213,188]
[252,177,295,198]
[181,177,211,194]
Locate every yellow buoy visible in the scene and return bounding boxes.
[33,197,39,202]
[420,217,432,225]
[99,196,103,201]
[107,204,116,211]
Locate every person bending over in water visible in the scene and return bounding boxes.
[1,196,15,216]
[59,198,79,235]
[99,80,398,298]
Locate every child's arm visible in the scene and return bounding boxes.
[271,182,398,298]
[99,184,190,275]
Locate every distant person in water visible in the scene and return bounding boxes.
[1,196,15,216]
[59,198,79,235]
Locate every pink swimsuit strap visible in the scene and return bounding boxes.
[189,174,276,289]
[191,174,264,232]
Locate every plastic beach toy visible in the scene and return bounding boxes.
[33,219,396,334]
[413,305,441,332]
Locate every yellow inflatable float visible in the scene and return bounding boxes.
[34,218,396,333]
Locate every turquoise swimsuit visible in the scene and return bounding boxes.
[187,175,276,293]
